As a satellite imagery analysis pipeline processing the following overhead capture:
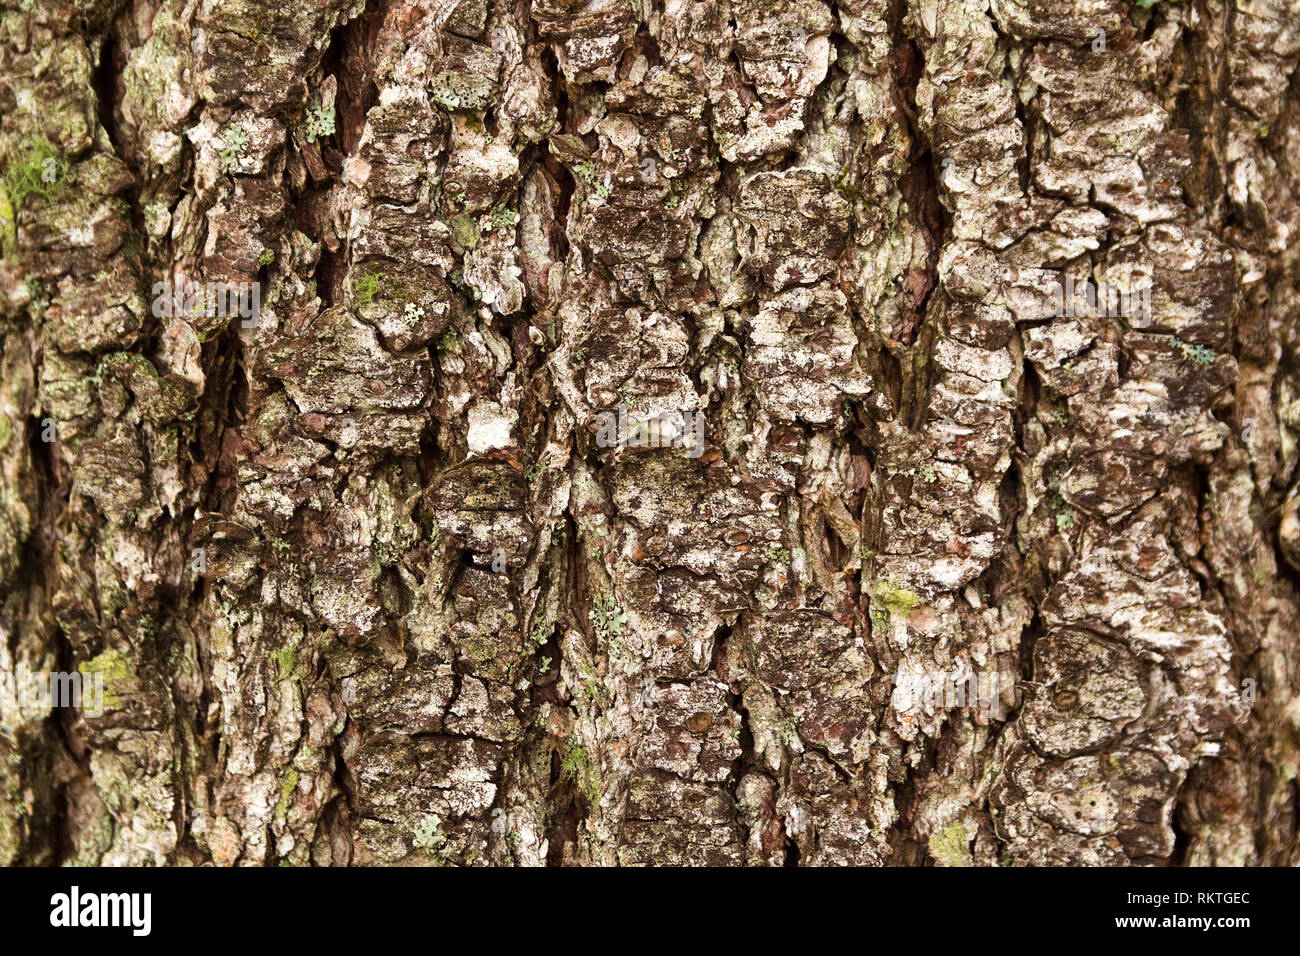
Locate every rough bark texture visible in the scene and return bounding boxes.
[1,0,1298,867]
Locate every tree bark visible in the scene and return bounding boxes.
[1,0,1298,866]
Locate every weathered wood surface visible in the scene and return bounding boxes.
[1,0,1298,866]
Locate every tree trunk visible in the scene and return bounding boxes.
[1,0,1298,867]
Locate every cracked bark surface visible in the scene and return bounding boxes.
[1,0,1298,866]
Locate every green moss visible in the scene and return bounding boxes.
[275,769,299,821]
[0,414,10,452]
[833,165,861,203]
[78,647,134,710]
[1,138,69,257]
[451,213,479,253]
[437,326,461,352]
[355,272,381,305]
[3,137,67,211]
[0,182,14,258]
[872,578,922,615]
[272,638,300,678]
[561,739,588,778]
[928,821,972,867]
